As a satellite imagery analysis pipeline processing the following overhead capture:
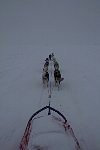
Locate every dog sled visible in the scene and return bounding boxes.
[19,104,81,150]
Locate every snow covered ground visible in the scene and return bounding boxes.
[0,0,100,150]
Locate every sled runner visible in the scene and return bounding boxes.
[20,105,81,150]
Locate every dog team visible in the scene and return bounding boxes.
[42,53,63,87]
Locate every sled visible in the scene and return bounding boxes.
[19,105,81,150]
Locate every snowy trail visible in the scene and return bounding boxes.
[0,48,100,150]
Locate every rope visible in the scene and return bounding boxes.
[47,59,54,100]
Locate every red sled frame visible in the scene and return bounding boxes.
[19,105,81,150]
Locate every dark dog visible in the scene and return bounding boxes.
[54,69,61,86]
[54,61,59,70]
[42,71,49,87]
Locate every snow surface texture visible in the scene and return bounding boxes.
[28,115,76,150]
[0,0,100,150]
